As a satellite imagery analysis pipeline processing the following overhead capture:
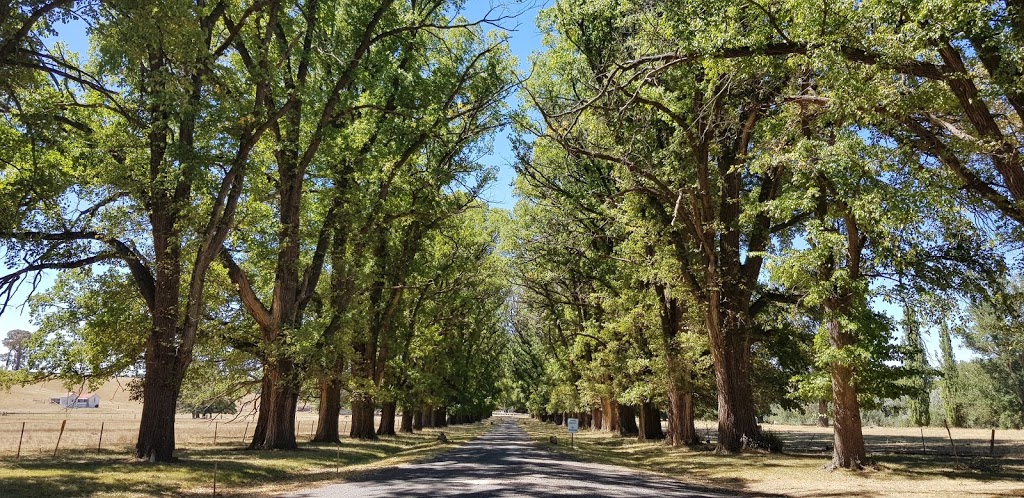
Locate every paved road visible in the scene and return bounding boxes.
[288,418,737,497]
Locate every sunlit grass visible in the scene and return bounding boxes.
[0,422,492,498]
[520,418,1024,497]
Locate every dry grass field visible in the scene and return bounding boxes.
[0,379,492,497]
[523,417,1024,498]
[0,378,351,457]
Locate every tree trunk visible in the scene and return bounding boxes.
[638,402,665,441]
[592,407,603,430]
[400,410,413,433]
[413,410,423,430]
[656,287,699,446]
[828,312,867,469]
[135,344,185,461]
[553,412,563,426]
[618,404,639,437]
[603,398,619,432]
[250,359,299,450]
[377,401,397,436]
[667,384,698,446]
[312,377,342,443]
[350,394,377,440]
[818,400,830,428]
[433,406,448,427]
[707,305,761,453]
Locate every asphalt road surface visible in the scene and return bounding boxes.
[288,418,738,497]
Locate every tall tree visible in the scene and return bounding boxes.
[903,306,930,427]
[523,0,807,452]
[2,329,31,370]
[938,321,965,427]
[0,0,278,461]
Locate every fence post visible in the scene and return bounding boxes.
[98,422,105,453]
[16,422,25,459]
[54,419,67,458]
[213,422,218,445]
[242,421,249,443]
[990,429,995,457]
[213,461,218,496]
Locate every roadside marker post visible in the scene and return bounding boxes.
[567,418,579,448]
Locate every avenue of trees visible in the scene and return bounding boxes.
[1,0,513,462]
[1,0,1024,474]
[500,0,1024,471]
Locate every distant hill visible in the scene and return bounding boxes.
[0,377,142,415]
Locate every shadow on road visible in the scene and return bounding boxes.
[288,418,757,497]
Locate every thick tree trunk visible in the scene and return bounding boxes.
[828,312,867,469]
[377,402,397,436]
[602,398,619,432]
[350,394,377,440]
[400,410,413,433]
[135,345,185,461]
[638,402,665,441]
[553,412,563,426]
[592,407,603,430]
[250,359,299,450]
[312,377,342,443]
[413,410,424,430]
[818,400,830,428]
[618,404,639,437]
[667,385,698,446]
[429,406,447,428]
[707,306,761,453]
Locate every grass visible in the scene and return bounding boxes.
[0,422,492,497]
[0,379,495,497]
[520,418,1024,498]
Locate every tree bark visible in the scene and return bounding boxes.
[667,384,698,446]
[592,407,603,430]
[377,401,397,436]
[135,344,185,461]
[350,394,377,440]
[433,406,448,427]
[606,399,619,432]
[313,377,342,443]
[400,410,413,433]
[618,404,639,437]
[828,310,867,469]
[817,400,830,428]
[250,359,299,450]
[413,410,424,430]
[638,402,665,441]
[707,303,761,452]
[656,286,699,446]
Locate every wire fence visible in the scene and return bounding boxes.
[0,411,387,459]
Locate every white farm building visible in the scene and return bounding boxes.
[51,392,100,408]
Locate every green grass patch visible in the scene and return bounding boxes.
[0,423,493,498]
